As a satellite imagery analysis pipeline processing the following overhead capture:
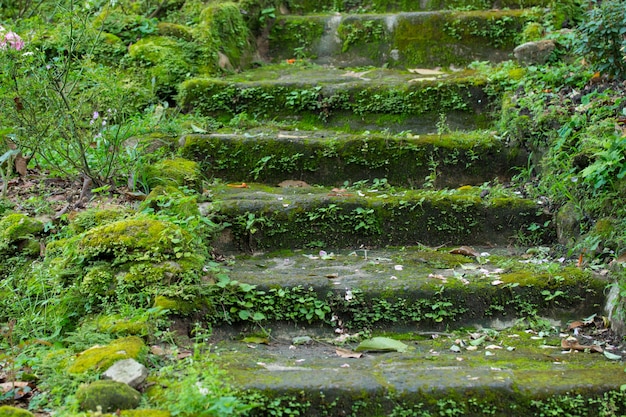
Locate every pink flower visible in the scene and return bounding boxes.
[1,30,25,51]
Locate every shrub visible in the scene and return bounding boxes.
[577,0,626,79]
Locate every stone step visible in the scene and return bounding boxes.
[178,65,492,132]
[221,246,603,330]
[267,10,536,68]
[274,0,549,14]
[206,184,553,252]
[204,246,620,416]
[211,324,626,416]
[181,130,526,188]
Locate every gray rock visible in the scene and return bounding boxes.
[514,40,555,65]
[101,358,148,389]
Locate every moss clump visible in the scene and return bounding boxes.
[96,314,151,336]
[68,336,146,374]
[75,380,141,412]
[68,207,131,234]
[0,213,44,257]
[143,158,201,191]
[153,295,197,315]
[0,406,35,417]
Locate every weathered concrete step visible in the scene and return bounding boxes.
[267,10,536,67]
[181,130,526,188]
[276,0,549,14]
[211,325,626,417]
[178,65,492,132]
[223,246,603,330]
[207,184,553,251]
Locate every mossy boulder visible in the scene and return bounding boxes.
[0,213,44,257]
[77,217,196,262]
[0,406,35,417]
[68,336,146,374]
[143,158,201,191]
[75,380,141,412]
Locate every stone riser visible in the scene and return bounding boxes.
[178,66,492,132]
[268,10,534,68]
[181,132,526,188]
[207,185,553,252]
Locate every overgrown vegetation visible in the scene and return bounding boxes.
[1,0,626,415]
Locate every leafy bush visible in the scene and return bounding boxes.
[577,0,626,79]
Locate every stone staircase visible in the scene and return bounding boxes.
[178,1,626,415]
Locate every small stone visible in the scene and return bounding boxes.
[102,358,148,388]
[514,40,555,65]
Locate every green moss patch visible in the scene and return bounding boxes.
[68,336,146,374]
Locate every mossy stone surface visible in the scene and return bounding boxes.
[0,406,35,417]
[76,380,142,412]
[68,336,146,374]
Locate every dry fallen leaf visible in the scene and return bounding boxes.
[278,180,310,188]
[336,348,363,358]
[450,246,480,258]
[561,337,603,353]
[567,321,585,330]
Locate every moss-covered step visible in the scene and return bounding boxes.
[181,130,525,188]
[267,10,537,68]
[177,64,492,132]
[221,245,604,330]
[267,0,549,14]
[207,184,553,251]
[210,325,626,417]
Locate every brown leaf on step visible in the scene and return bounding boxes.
[278,180,310,188]
[336,348,363,358]
[227,183,248,188]
[450,246,480,258]
[328,188,353,197]
[561,337,603,353]
[567,321,585,330]
[14,154,29,176]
